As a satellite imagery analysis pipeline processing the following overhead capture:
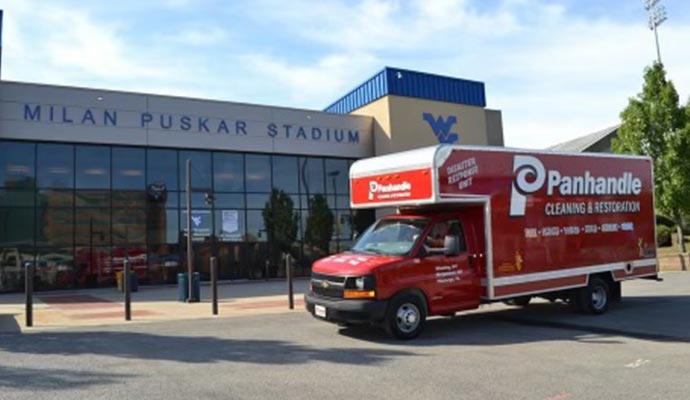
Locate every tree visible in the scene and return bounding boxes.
[613,62,690,252]
[352,209,376,238]
[262,189,299,264]
[304,194,334,254]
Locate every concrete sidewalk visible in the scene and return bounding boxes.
[0,278,309,331]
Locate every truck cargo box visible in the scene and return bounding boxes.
[349,145,657,300]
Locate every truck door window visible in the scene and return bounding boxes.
[424,219,466,253]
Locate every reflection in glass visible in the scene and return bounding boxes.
[298,157,325,194]
[246,193,270,209]
[325,158,350,195]
[245,154,271,192]
[0,246,33,291]
[215,209,245,242]
[179,151,212,190]
[76,191,110,207]
[147,149,178,191]
[246,210,267,242]
[37,144,74,189]
[36,207,74,247]
[112,191,147,208]
[113,208,146,244]
[74,246,111,287]
[213,193,245,208]
[0,141,35,188]
[148,209,179,245]
[37,190,73,208]
[336,210,353,240]
[148,243,182,284]
[180,192,213,208]
[181,209,213,239]
[113,147,145,190]
[213,153,244,192]
[272,155,299,193]
[75,208,111,246]
[0,189,35,207]
[0,138,361,289]
[76,145,111,189]
[0,208,35,247]
[35,247,74,290]
[215,242,245,279]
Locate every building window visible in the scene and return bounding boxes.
[113,147,145,190]
[147,149,178,191]
[272,155,299,193]
[245,154,271,192]
[0,141,35,188]
[37,144,74,189]
[213,152,244,192]
[298,157,325,195]
[76,145,111,189]
[179,151,212,190]
[0,139,359,291]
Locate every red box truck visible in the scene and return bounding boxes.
[305,145,658,339]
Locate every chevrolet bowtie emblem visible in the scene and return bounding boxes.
[321,280,330,289]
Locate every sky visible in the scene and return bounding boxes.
[0,0,688,149]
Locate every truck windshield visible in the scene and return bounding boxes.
[351,218,429,256]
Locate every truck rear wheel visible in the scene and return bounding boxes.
[384,294,427,340]
[575,276,610,315]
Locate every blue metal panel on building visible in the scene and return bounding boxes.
[324,67,486,114]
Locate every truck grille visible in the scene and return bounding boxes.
[311,273,346,299]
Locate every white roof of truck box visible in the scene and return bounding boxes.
[351,145,650,179]
[350,145,651,209]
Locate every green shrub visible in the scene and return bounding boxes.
[657,225,672,247]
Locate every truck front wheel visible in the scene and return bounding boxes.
[384,294,427,340]
[575,276,610,315]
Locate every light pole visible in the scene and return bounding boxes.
[328,170,340,252]
[185,159,197,302]
[643,0,667,64]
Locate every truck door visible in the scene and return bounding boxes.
[421,218,480,312]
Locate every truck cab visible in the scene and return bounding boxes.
[306,208,485,339]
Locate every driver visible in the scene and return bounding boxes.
[425,222,448,250]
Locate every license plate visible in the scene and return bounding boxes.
[314,305,326,318]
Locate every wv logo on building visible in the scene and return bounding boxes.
[423,113,459,144]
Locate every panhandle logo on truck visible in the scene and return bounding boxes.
[509,155,643,217]
[423,113,459,144]
[368,181,412,200]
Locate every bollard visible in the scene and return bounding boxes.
[25,262,33,327]
[286,254,294,310]
[124,259,131,321]
[211,256,218,315]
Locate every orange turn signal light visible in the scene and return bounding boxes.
[343,290,376,299]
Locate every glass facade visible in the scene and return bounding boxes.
[0,139,374,292]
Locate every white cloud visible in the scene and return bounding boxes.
[172,26,231,47]
[1,1,179,84]
[0,0,688,150]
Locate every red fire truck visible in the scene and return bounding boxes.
[305,145,658,339]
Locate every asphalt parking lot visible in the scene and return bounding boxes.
[1,272,689,400]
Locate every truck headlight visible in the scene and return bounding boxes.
[355,276,365,290]
[346,275,376,291]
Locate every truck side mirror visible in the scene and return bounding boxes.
[444,235,460,257]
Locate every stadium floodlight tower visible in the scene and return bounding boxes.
[643,0,667,64]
